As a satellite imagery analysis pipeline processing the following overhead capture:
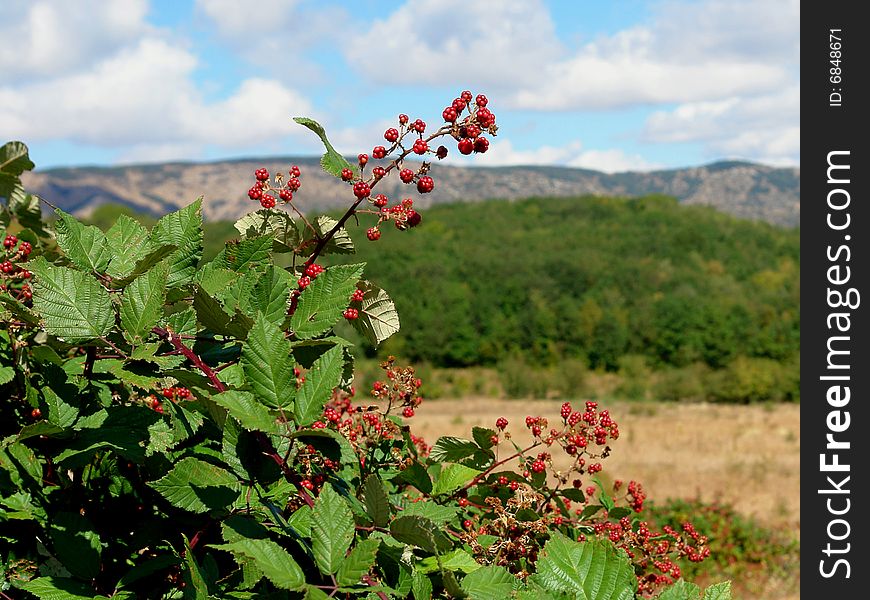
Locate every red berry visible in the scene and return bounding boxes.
[412,139,428,155]
[406,210,421,228]
[176,387,191,399]
[509,481,519,491]
[465,124,481,138]
[352,181,371,199]
[358,153,368,166]
[372,146,386,159]
[436,145,448,159]
[372,194,388,208]
[498,475,508,485]
[343,308,359,320]
[496,417,508,430]
[305,264,324,277]
[463,519,473,530]
[458,498,469,507]
[398,114,409,125]
[351,289,365,302]
[162,387,174,398]
[298,275,311,289]
[461,90,473,102]
[3,235,17,249]
[413,119,426,133]
[31,407,41,419]
[248,186,263,200]
[476,107,494,127]
[289,165,301,177]
[287,177,301,191]
[402,406,414,418]
[255,168,269,181]
[416,176,434,194]
[301,479,314,490]
[442,107,457,122]
[531,425,542,437]
[384,128,399,142]
[531,460,546,473]
[399,168,415,183]
[457,138,474,155]
[452,97,467,112]
[475,94,488,107]
[366,227,381,241]
[372,166,386,179]
[561,402,572,420]
[279,189,293,202]
[260,195,276,209]
[341,168,354,181]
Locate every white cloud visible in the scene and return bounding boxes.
[195,0,300,37]
[0,0,150,83]
[471,139,661,173]
[344,0,561,88]
[0,37,316,161]
[643,86,800,165]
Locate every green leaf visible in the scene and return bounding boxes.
[148,457,240,514]
[657,580,701,600]
[120,261,168,343]
[432,463,481,496]
[234,209,300,253]
[411,570,433,600]
[472,427,497,450]
[49,512,102,580]
[461,565,514,600]
[0,141,35,176]
[400,501,458,525]
[212,391,279,433]
[362,474,391,527]
[430,437,480,463]
[291,264,364,339]
[311,484,355,575]
[105,214,150,278]
[225,235,273,272]
[312,215,355,255]
[54,209,111,273]
[151,199,203,289]
[702,582,732,600]
[30,258,114,343]
[116,555,182,590]
[182,534,210,600]
[241,314,296,409]
[535,532,636,600]
[294,345,343,425]
[391,461,432,494]
[350,281,400,346]
[211,538,305,591]
[43,387,78,428]
[293,117,357,180]
[389,516,451,554]
[418,549,481,575]
[249,265,291,326]
[19,577,110,600]
[192,286,254,339]
[336,538,380,586]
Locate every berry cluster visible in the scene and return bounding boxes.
[445,92,496,156]
[0,234,33,304]
[144,386,192,413]
[246,165,303,209]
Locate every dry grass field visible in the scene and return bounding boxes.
[409,398,800,599]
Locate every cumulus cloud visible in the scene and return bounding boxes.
[471,139,661,173]
[0,0,150,83]
[0,37,316,161]
[344,0,561,88]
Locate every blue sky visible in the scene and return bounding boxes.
[0,0,799,172]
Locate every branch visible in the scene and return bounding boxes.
[152,326,225,392]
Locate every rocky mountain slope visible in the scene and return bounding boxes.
[21,158,800,226]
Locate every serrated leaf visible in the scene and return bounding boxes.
[54,209,111,273]
[0,140,35,176]
[472,427,497,450]
[225,235,273,272]
[535,532,636,600]
[399,501,459,525]
[148,457,240,514]
[105,214,149,278]
[49,512,102,580]
[44,388,78,428]
[234,209,300,253]
[291,264,364,339]
[152,199,203,288]
[0,365,14,385]
[192,286,254,339]
[182,534,210,600]
[120,261,168,343]
[293,117,356,180]
[362,474,391,527]
[165,307,198,336]
[287,504,313,537]
[389,515,451,554]
[461,565,514,599]
[250,266,291,325]
[411,570,433,600]
[392,461,432,494]
[702,582,732,600]
[30,258,114,343]
[657,580,701,600]
[418,550,481,575]
[313,215,355,255]
[241,314,295,409]
[19,577,110,600]
[294,345,342,425]
[311,484,355,575]
[430,437,480,463]
[432,463,481,496]
[336,538,380,586]
[212,390,279,433]
[211,538,305,591]
[351,281,400,346]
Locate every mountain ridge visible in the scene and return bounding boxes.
[21,157,800,226]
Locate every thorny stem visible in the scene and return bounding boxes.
[152,326,224,392]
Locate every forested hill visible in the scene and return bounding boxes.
[339,195,800,373]
[24,158,799,226]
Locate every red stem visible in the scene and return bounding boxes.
[460,441,541,492]
[152,326,225,392]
